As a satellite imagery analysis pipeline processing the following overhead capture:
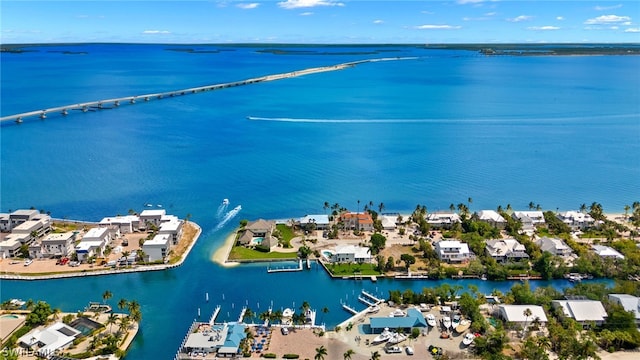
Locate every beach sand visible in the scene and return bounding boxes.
[212,231,240,267]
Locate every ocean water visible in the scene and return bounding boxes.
[0,44,638,359]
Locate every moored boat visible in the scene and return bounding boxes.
[462,332,476,346]
[388,332,408,344]
[372,328,393,344]
[426,313,437,327]
[367,305,380,314]
[442,316,452,329]
[389,309,406,317]
[455,319,472,333]
[452,313,461,328]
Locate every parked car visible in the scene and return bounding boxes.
[24,259,33,266]
[405,346,414,355]
[281,327,289,335]
[385,346,402,354]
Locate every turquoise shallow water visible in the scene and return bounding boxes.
[0,44,638,359]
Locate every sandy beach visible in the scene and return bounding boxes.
[211,231,240,267]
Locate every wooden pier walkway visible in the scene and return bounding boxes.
[1,57,416,125]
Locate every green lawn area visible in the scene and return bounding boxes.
[325,263,381,276]
[276,224,296,242]
[228,246,298,260]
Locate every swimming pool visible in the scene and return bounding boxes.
[0,314,20,319]
[70,317,103,336]
[322,250,334,259]
[252,237,264,245]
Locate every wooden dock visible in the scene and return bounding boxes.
[1,57,417,125]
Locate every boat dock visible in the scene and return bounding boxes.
[342,304,358,315]
[267,259,303,273]
[361,290,383,304]
[238,307,247,322]
[209,305,221,325]
[357,295,376,307]
[1,57,417,125]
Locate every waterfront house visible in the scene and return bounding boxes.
[608,294,640,326]
[380,215,397,231]
[512,211,545,234]
[330,245,372,264]
[142,234,171,262]
[238,219,276,250]
[0,236,22,258]
[41,232,76,258]
[99,215,140,233]
[477,210,507,229]
[158,219,183,245]
[435,240,471,263]
[591,245,625,260]
[497,305,548,327]
[340,212,374,232]
[11,218,51,244]
[0,213,10,232]
[298,215,330,230]
[426,212,461,229]
[75,227,113,261]
[8,209,40,231]
[139,209,166,229]
[369,308,427,334]
[182,322,246,357]
[535,237,575,258]
[485,238,529,263]
[551,300,608,328]
[18,321,81,358]
[556,211,596,230]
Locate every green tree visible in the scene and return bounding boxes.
[400,253,416,270]
[314,345,327,360]
[343,349,355,360]
[369,233,386,255]
[370,351,381,360]
[102,290,113,304]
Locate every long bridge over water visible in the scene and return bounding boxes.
[1,57,416,125]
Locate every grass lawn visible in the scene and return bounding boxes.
[325,263,381,276]
[276,224,296,242]
[228,246,298,260]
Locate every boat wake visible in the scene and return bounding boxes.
[214,205,241,231]
[216,199,229,219]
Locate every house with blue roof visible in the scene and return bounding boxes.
[369,308,427,334]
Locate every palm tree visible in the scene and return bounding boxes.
[102,290,113,304]
[315,345,327,360]
[321,306,329,324]
[118,298,128,311]
[468,197,473,210]
[370,350,381,360]
[89,335,101,351]
[528,202,535,210]
[357,200,361,213]
[343,349,355,360]
[449,203,455,212]
[259,311,270,324]
[522,308,532,338]
[52,308,61,321]
[300,301,311,312]
[323,202,330,214]
[243,307,254,323]
[118,315,131,332]
[506,203,512,211]
[624,204,631,219]
[106,313,118,333]
[378,202,385,214]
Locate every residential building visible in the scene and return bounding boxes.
[592,245,625,260]
[608,294,640,326]
[8,209,40,231]
[0,213,10,232]
[551,300,608,328]
[477,210,507,229]
[0,236,23,258]
[182,322,246,357]
[485,238,529,263]
[379,215,397,231]
[18,322,81,358]
[536,237,574,258]
[340,212,374,231]
[41,232,77,258]
[330,245,372,264]
[139,209,166,229]
[497,305,548,327]
[426,212,461,229]
[298,215,330,230]
[512,211,545,234]
[369,308,427,334]
[435,240,471,263]
[237,219,276,250]
[142,234,171,262]
[99,215,140,233]
[12,218,51,245]
[557,211,595,230]
[75,227,113,262]
[159,220,184,245]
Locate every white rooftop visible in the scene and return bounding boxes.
[592,245,625,259]
[552,300,607,322]
[608,294,640,320]
[334,244,371,259]
[12,220,43,232]
[140,209,166,217]
[478,210,506,223]
[18,322,80,356]
[159,220,182,232]
[43,232,75,242]
[299,214,330,224]
[83,227,109,239]
[144,234,170,246]
[499,305,548,323]
[100,215,139,224]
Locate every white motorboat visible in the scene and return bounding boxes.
[223,198,230,205]
[282,308,294,318]
[389,309,407,317]
[372,328,393,344]
[442,316,452,329]
[426,313,437,327]
[455,319,472,333]
[462,332,476,346]
[452,314,461,328]
[388,332,408,344]
[419,303,430,312]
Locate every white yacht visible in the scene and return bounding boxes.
[462,333,476,346]
[372,328,393,344]
[389,309,407,317]
[426,313,437,327]
[442,316,452,330]
[223,198,230,205]
[388,332,408,344]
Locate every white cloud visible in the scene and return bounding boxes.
[508,15,533,22]
[414,24,462,30]
[585,14,631,24]
[622,21,632,25]
[300,12,313,16]
[610,26,619,30]
[236,3,259,9]
[373,19,384,24]
[624,28,640,32]
[556,16,564,21]
[457,0,485,4]
[278,0,344,9]
[594,4,623,11]
[528,26,560,31]
[485,12,497,16]
[142,30,170,34]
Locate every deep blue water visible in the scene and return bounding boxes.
[0,44,638,359]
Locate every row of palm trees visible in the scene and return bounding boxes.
[314,345,380,360]
[323,201,386,216]
[242,301,330,325]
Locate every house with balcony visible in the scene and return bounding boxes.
[512,211,546,234]
[0,236,23,258]
[552,299,608,328]
[536,237,574,258]
[99,215,140,233]
[477,210,507,229]
[498,305,548,327]
[340,212,374,232]
[485,238,529,263]
[8,209,40,231]
[330,245,372,264]
[426,212,461,229]
[142,234,171,262]
[159,220,184,245]
[298,215,330,230]
[556,211,596,230]
[41,231,77,258]
[139,209,166,230]
[75,227,113,262]
[591,245,625,260]
[12,218,51,245]
[608,294,640,326]
[435,240,471,263]
[237,219,277,250]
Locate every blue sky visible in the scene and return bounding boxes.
[2,1,639,44]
